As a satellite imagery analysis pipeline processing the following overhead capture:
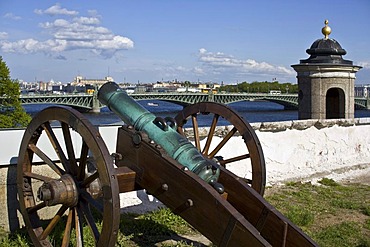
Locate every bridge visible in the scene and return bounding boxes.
[17,92,370,112]
[19,93,102,112]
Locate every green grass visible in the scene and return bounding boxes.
[0,229,29,247]
[1,178,369,246]
[116,207,199,246]
[0,208,202,247]
[265,178,370,247]
[313,222,369,247]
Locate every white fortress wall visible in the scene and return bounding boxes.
[253,119,370,185]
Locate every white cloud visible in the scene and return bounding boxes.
[358,61,370,69]
[34,3,78,16]
[198,48,295,76]
[193,67,205,75]
[1,4,134,59]
[3,13,22,20]
[0,32,8,39]
[0,39,67,53]
[74,16,100,25]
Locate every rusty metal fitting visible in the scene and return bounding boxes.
[37,174,78,207]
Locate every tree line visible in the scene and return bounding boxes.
[0,56,31,128]
[219,81,298,94]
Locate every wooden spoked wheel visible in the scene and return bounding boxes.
[17,106,120,247]
[175,102,266,195]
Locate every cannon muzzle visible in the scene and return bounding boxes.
[98,82,221,185]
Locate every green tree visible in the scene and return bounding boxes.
[0,56,31,128]
[219,81,299,93]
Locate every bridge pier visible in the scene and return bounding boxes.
[91,90,101,113]
[207,91,214,102]
[366,98,370,110]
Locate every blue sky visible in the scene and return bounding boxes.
[1,0,369,84]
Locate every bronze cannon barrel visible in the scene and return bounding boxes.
[98,81,220,184]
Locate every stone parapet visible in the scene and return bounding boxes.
[254,117,370,132]
[180,118,370,137]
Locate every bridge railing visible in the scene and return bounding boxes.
[1,93,368,111]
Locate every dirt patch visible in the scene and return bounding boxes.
[156,234,211,247]
[343,173,370,185]
[315,210,369,229]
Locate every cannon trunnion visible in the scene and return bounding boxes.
[16,82,318,246]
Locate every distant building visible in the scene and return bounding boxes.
[152,81,180,92]
[197,83,220,93]
[73,76,114,86]
[38,81,51,91]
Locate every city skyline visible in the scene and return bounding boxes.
[1,0,369,84]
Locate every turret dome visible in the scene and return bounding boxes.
[300,20,353,65]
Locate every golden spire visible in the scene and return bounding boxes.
[321,19,332,40]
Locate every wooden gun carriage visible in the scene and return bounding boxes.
[17,82,318,246]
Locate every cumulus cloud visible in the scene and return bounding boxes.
[0,32,8,39]
[3,13,22,20]
[34,3,78,16]
[198,48,295,77]
[1,3,133,59]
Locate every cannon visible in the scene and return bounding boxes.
[17,81,318,246]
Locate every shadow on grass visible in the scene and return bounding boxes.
[2,210,209,247]
[119,211,209,247]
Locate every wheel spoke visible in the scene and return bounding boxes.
[219,154,251,166]
[81,171,99,187]
[80,191,104,214]
[28,143,64,176]
[75,207,84,247]
[61,208,73,247]
[191,114,201,151]
[39,205,68,240]
[61,122,78,176]
[209,127,238,159]
[202,114,219,156]
[43,122,70,173]
[26,202,46,214]
[77,140,89,181]
[177,126,185,136]
[175,102,266,195]
[23,171,53,182]
[80,201,100,243]
[18,106,120,246]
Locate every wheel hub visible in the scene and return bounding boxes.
[37,174,78,207]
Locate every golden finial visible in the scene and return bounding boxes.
[321,19,332,40]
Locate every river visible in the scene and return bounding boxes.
[23,100,370,127]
